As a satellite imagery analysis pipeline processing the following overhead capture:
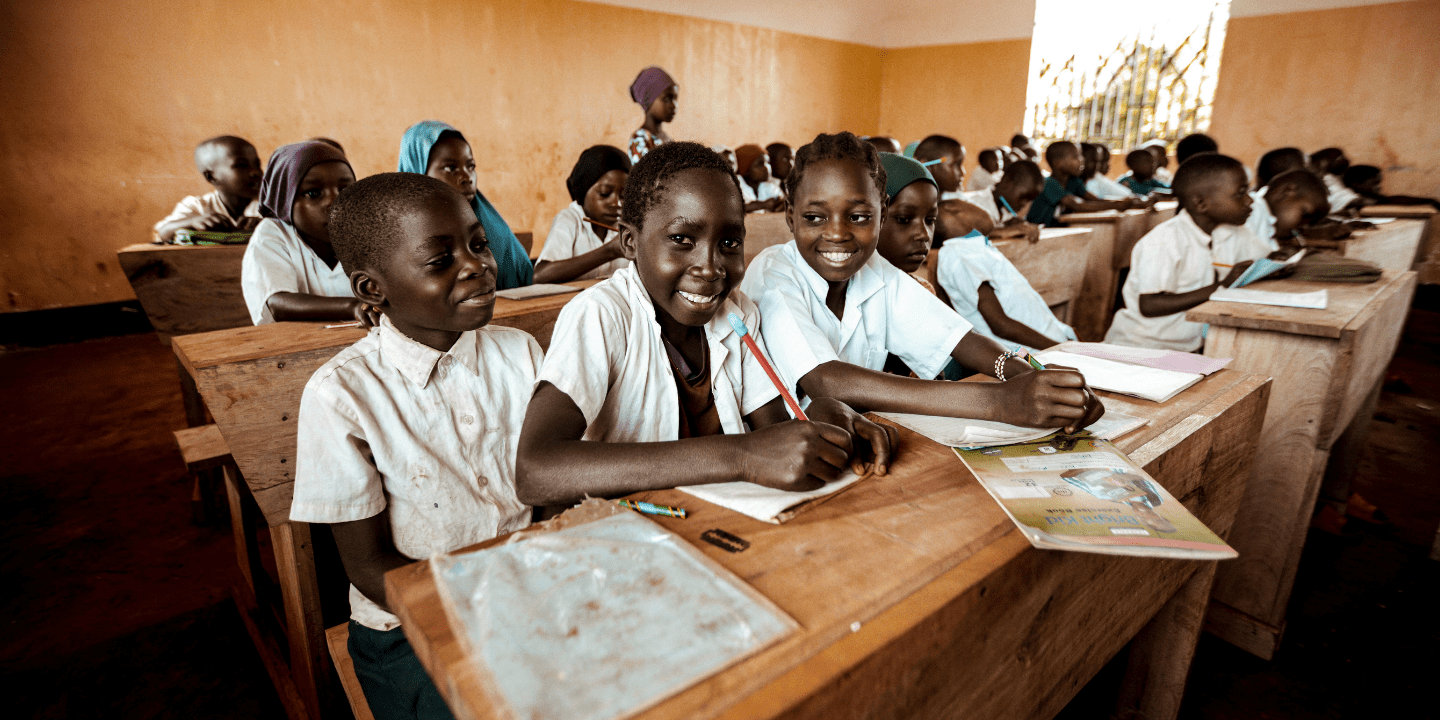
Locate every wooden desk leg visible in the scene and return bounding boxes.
[1116,562,1219,720]
[273,521,339,720]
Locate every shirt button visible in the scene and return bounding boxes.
[461,414,474,425]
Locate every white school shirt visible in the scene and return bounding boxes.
[937,235,1076,354]
[152,191,262,241]
[740,242,972,395]
[241,219,355,325]
[967,167,1003,193]
[291,318,540,630]
[537,202,629,280]
[961,189,1017,224]
[740,178,784,204]
[1323,173,1361,213]
[1104,211,1271,352]
[537,266,780,440]
[1086,174,1137,201]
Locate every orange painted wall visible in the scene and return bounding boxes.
[1210,0,1440,198]
[0,0,882,312]
[876,39,1034,171]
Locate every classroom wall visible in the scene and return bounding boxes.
[1210,0,1440,198]
[0,0,882,313]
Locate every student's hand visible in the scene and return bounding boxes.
[1000,367,1089,429]
[350,300,382,328]
[804,398,900,476]
[740,420,853,492]
[1220,261,1253,288]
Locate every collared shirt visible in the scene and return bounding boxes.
[740,242,972,396]
[1086,174,1138,201]
[1104,211,1271,351]
[153,190,263,241]
[937,234,1076,353]
[537,201,629,280]
[961,189,1017,224]
[740,178,784,204]
[240,218,354,325]
[537,266,779,440]
[1028,176,1087,225]
[291,317,540,630]
[967,167,1003,193]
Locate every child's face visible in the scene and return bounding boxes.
[769,147,793,180]
[292,161,355,244]
[787,158,883,284]
[1196,168,1253,227]
[928,148,965,193]
[877,181,938,273]
[208,144,263,200]
[1051,146,1083,178]
[426,137,477,201]
[648,86,678,124]
[1269,192,1328,237]
[742,155,771,185]
[582,169,626,227]
[621,168,745,328]
[1128,153,1156,180]
[370,192,498,348]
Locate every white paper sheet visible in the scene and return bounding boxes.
[1209,287,1329,309]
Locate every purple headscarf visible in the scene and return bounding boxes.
[629,66,676,109]
[258,141,352,223]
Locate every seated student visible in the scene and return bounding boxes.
[741,131,1104,431]
[863,136,904,155]
[1117,149,1170,196]
[1254,147,1307,191]
[1140,139,1174,185]
[242,141,370,326]
[913,135,966,200]
[1082,143,1139,200]
[154,136,264,244]
[966,148,1004,192]
[767,142,794,189]
[399,121,534,289]
[535,145,631,283]
[1236,168,1330,250]
[963,159,1045,242]
[1028,141,1138,226]
[1309,148,1363,213]
[734,144,784,213]
[515,142,894,506]
[1343,164,1440,210]
[1105,154,1272,352]
[1175,133,1219,165]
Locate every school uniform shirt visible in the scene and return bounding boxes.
[740,241,972,394]
[291,317,540,630]
[241,218,355,325]
[537,202,630,280]
[1104,211,1271,352]
[152,190,262,241]
[1323,173,1361,213]
[960,189,1018,225]
[966,167,1003,193]
[1086,174,1138,201]
[1027,176,1087,225]
[740,178,784,204]
[937,235,1076,354]
[537,266,779,441]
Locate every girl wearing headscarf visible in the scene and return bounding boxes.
[534,145,632,283]
[627,66,677,164]
[397,121,534,290]
[242,140,374,326]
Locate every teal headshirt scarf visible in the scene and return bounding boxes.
[398,121,533,289]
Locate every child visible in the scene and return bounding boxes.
[153,136,264,244]
[962,160,1045,242]
[399,121,533,289]
[1309,148,1362,213]
[741,131,1104,431]
[534,145,631,283]
[1175,133,1219,165]
[1343,165,1440,209]
[967,149,1004,192]
[913,135,966,200]
[515,142,894,506]
[1082,144,1139,200]
[1104,154,1272,352]
[241,141,370,326]
[628,66,677,164]
[1118,149,1170,196]
[734,144,784,213]
[1254,147,1306,190]
[767,142,794,186]
[292,173,540,720]
[1028,141,1137,226]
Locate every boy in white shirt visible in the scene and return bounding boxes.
[1105,154,1272,352]
[153,136,264,244]
[535,145,631,283]
[292,173,541,720]
[517,141,895,506]
[966,149,1004,192]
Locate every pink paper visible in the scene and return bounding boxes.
[1060,343,1232,376]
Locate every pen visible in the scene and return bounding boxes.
[617,499,688,519]
[727,313,808,421]
[582,217,620,233]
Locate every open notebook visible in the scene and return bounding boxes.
[1034,350,1203,403]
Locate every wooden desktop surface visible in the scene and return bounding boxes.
[387,369,1271,720]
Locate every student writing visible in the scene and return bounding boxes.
[534,145,631,283]
[154,136,264,244]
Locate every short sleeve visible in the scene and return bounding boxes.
[241,220,304,325]
[535,291,624,427]
[1130,234,1180,295]
[537,208,581,263]
[884,264,972,380]
[748,267,843,396]
[290,378,386,523]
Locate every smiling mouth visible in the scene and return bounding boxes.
[819,250,856,265]
[677,290,720,306]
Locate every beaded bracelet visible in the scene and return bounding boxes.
[994,350,1021,381]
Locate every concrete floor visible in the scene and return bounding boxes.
[3,305,1437,719]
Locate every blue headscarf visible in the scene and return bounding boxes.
[398,121,533,289]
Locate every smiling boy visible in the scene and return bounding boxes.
[291,173,540,720]
[153,136,264,243]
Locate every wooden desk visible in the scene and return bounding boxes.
[387,370,1271,720]
[993,227,1094,327]
[118,243,251,344]
[1360,206,1437,282]
[1188,270,1418,660]
[172,276,595,720]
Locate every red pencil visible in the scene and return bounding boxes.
[727,313,808,421]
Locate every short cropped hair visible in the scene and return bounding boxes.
[1172,153,1245,205]
[1175,134,1219,164]
[1269,168,1329,201]
[194,136,253,173]
[1044,140,1078,166]
[913,134,961,162]
[1256,147,1307,188]
[787,131,887,203]
[329,172,465,273]
[621,141,740,232]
